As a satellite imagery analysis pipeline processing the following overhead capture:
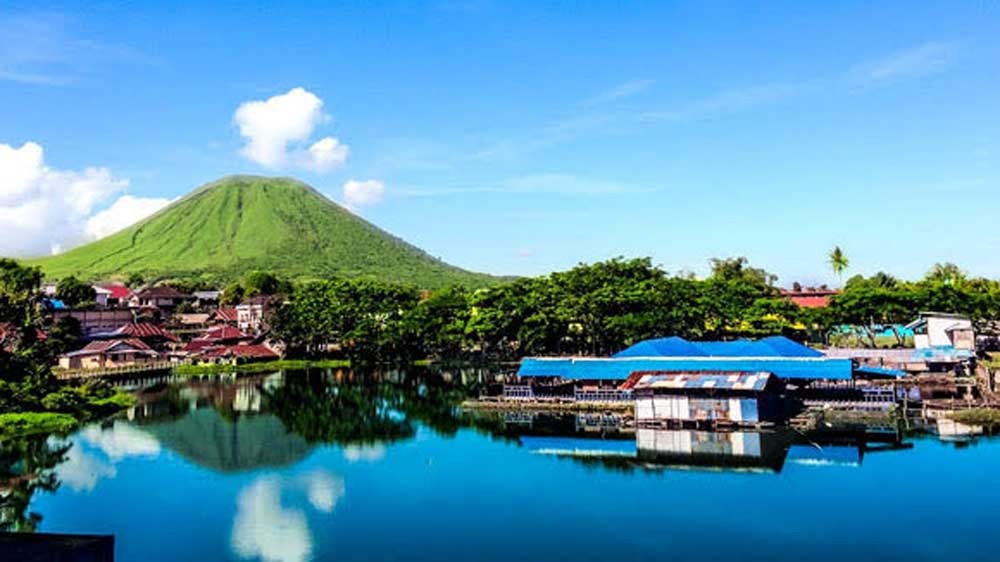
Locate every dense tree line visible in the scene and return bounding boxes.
[269,257,1000,361]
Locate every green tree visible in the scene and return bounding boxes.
[828,246,849,280]
[55,276,96,308]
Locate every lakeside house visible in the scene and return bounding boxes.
[625,371,786,425]
[906,311,975,350]
[513,335,905,423]
[58,339,160,370]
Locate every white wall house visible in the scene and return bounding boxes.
[907,312,975,350]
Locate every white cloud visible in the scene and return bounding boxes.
[0,141,169,256]
[582,79,653,107]
[234,87,348,172]
[342,179,385,208]
[85,194,174,239]
[302,136,349,172]
[851,42,957,86]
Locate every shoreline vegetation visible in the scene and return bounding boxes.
[172,358,350,376]
[6,252,1000,439]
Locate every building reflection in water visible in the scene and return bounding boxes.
[509,412,912,474]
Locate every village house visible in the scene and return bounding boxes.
[92,286,112,308]
[906,311,975,351]
[236,296,270,333]
[192,290,222,308]
[780,286,838,309]
[98,284,134,308]
[58,339,160,370]
[51,309,136,337]
[129,286,192,311]
[184,325,253,354]
[212,307,239,325]
[626,371,787,425]
[91,322,180,350]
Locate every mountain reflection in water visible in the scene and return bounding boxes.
[1,367,998,562]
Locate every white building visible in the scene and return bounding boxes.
[907,312,975,350]
[92,285,112,307]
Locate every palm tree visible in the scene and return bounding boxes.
[828,246,849,280]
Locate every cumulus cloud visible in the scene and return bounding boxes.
[342,179,385,209]
[303,137,349,172]
[234,87,348,172]
[0,141,168,256]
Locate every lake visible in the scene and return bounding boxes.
[2,368,999,562]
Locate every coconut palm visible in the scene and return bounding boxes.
[828,246,849,280]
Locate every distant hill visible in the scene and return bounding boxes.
[27,175,495,288]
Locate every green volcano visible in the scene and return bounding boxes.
[28,175,493,288]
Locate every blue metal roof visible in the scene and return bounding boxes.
[614,335,822,359]
[613,336,707,358]
[518,356,853,381]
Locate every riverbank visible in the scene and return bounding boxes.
[172,358,351,376]
[0,388,135,440]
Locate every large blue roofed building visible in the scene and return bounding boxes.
[517,335,857,382]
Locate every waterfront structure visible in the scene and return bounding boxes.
[58,339,160,370]
[906,312,975,350]
[625,371,785,425]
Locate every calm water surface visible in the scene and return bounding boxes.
[3,369,999,562]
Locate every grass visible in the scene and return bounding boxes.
[27,175,497,289]
[172,358,350,376]
[948,408,1000,429]
[0,412,78,440]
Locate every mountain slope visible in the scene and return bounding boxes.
[28,175,494,288]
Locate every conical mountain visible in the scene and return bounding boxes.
[29,175,493,288]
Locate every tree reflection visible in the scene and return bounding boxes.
[264,371,416,445]
[0,436,69,532]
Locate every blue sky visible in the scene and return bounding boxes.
[1,1,998,285]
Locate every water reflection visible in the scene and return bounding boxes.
[2,366,999,562]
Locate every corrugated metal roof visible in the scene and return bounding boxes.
[628,371,773,391]
[518,356,853,381]
[614,335,822,359]
[613,336,707,357]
